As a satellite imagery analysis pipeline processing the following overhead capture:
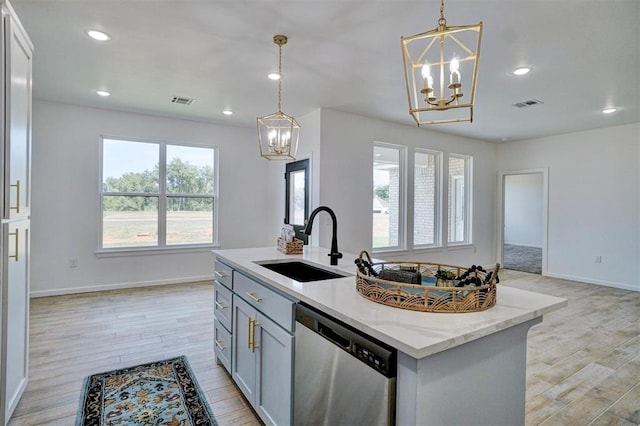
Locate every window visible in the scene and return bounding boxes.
[448,154,472,244]
[373,143,405,250]
[284,159,310,243]
[414,150,441,247]
[101,137,216,249]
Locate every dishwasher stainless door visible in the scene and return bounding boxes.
[294,304,396,426]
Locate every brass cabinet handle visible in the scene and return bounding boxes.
[9,229,19,262]
[251,320,260,353]
[10,180,20,213]
[215,339,226,351]
[215,300,226,311]
[247,317,253,349]
[245,292,262,303]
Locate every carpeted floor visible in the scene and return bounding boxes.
[503,244,542,274]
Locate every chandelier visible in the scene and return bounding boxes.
[257,35,300,160]
[401,0,482,125]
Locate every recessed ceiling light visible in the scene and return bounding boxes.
[87,30,111,41]
[222,109,233,116]
[268,73,281,80]
[96,90,111,97]
[602,107,617,114]
[513,67,531,76]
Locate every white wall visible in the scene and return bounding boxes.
[497,123,640,291]
[31,100,270,296]
[309,109,499,267]
[265,109,322,243]
[504,173,543,247]
[32,100,640,295]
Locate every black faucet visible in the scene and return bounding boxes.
[303,206,343,265]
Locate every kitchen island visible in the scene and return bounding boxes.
[213,246,567,425]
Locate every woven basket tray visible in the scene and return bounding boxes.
[277,237,304,254]
[355,251,499,313]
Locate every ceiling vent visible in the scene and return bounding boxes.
[513,98,543,108]
[171,96,195,106]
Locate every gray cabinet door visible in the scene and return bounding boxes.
[213,319,232,373]
[214,283,232,331]
[231,295,256,405]
[255,311,293,426]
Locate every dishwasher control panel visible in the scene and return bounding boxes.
[353,342,391,376]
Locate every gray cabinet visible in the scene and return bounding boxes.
[213,258,296,426]
[232,288,294,426]
[213,260,233,373]
[0,2,32,424]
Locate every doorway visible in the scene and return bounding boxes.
[497,169,548,275]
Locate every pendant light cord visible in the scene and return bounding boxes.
[277,42,283,113]
[438,0,447,27]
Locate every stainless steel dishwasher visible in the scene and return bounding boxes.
[294,303,396,425]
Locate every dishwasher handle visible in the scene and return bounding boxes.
[317,322,351,350]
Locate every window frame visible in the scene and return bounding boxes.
[372,142,406,253]
[97,136,218,254]
[284,158,310,244]
[447,153,473,246]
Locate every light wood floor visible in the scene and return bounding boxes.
[7,271,640,425]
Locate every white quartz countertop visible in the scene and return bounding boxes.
[212,246,567,359]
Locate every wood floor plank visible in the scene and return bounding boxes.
[607,383,640,424]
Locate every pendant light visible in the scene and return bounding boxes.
[401,0,482,125]
[257,35,300,160]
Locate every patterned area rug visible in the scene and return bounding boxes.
[77,356,217,426]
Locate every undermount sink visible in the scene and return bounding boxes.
[255,260,348,282]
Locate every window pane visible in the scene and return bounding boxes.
[448,155,469,243]
[166,197,214,245]
[103,139,159,193]
[414,151,437,246]
[373,145,400,249]
[102,196,158,247]
[288,170,306,226]
[166,145,215,194]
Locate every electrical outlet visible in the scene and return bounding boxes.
[69,259,78,268]
[595,256,602,264]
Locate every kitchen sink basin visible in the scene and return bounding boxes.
[256,260,348,282]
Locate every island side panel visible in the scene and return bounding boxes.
[397,317,542,426]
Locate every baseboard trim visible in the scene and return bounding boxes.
[30,275,215,298]
[545,272,639,292]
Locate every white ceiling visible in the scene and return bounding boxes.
[11,0,640,143]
